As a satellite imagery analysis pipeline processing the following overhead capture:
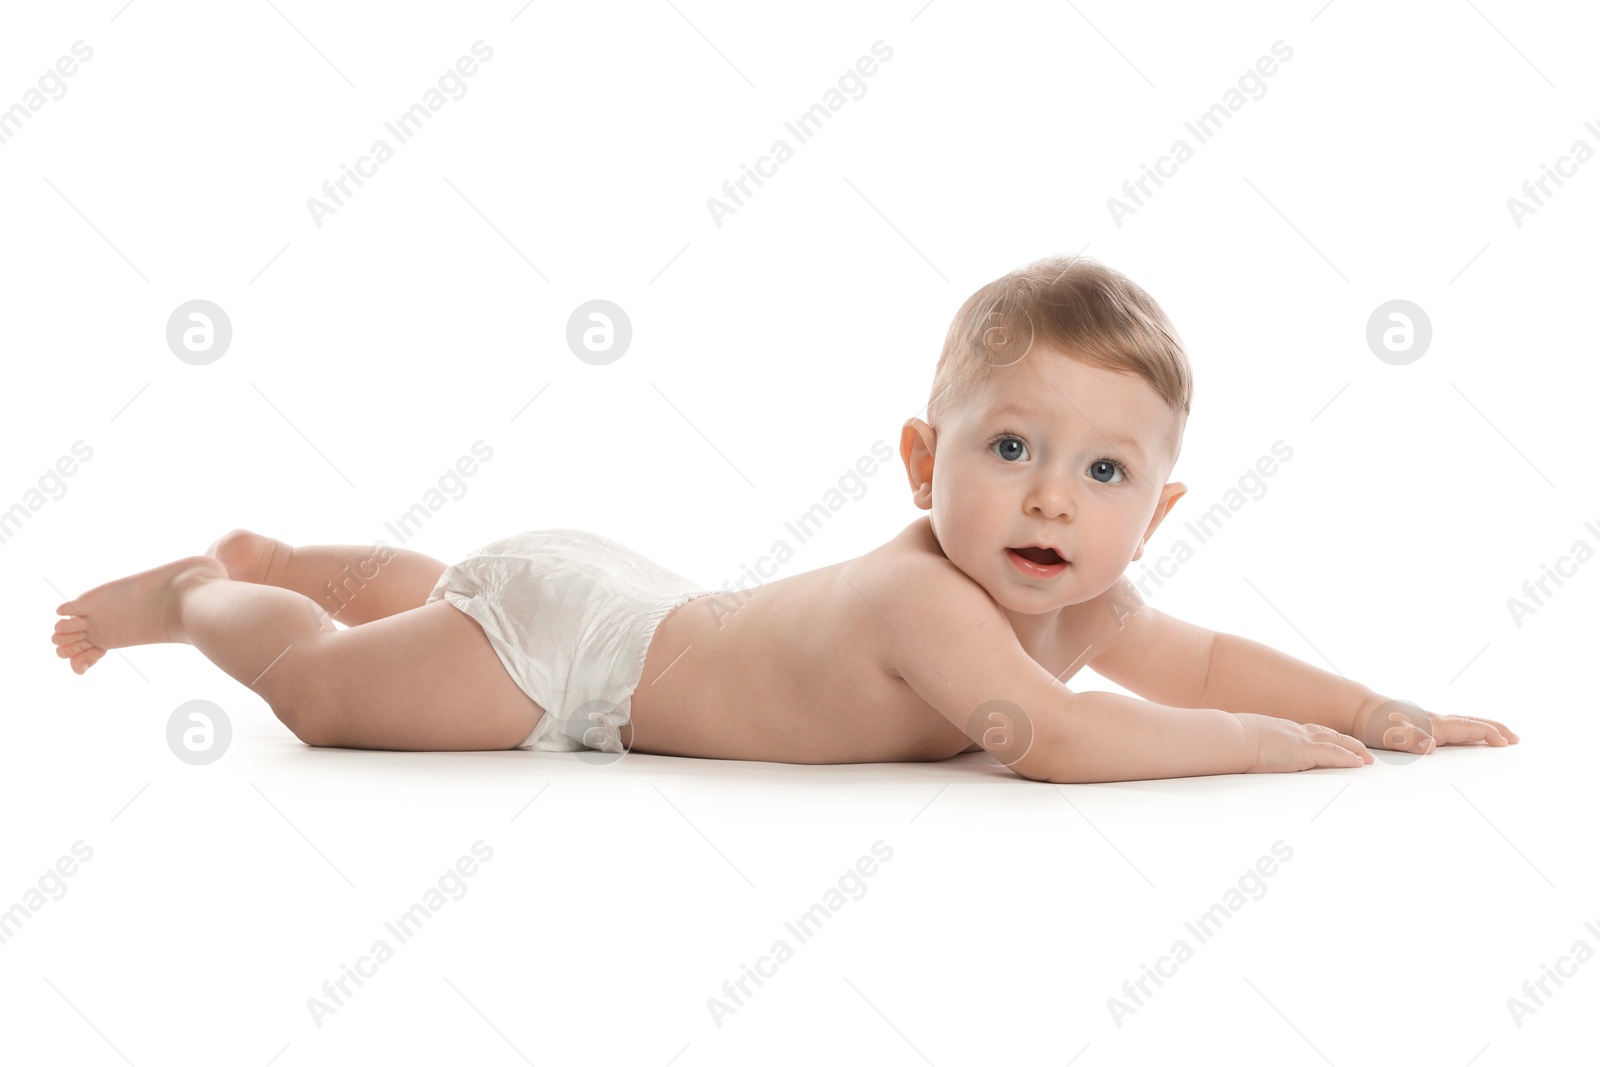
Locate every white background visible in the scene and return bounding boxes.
[3,0,1596,1063]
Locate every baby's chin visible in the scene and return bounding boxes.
[979,566,1109,615]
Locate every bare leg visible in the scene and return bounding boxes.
[53,555,543,751]
[206,529,448,627]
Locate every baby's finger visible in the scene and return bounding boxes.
[1475,716,1519,744]
[1383,713,1434,753]
[1321,727,1372,762]
[1314,741,1369,767]
[1436,716,1511,747]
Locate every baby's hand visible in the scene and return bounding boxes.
[1236,713,1372,772]
[1355,698,1519,755]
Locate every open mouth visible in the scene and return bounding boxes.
[1010,545,1064,566]
[1005,545,1068,576]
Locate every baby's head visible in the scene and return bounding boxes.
[900,254,1193,613]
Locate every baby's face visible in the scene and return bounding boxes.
[905,351,1187,614]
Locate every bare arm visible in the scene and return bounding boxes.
[1082,579,1379,736]
[1044,690,1252,783]
[1202,632,1379,735]
[880,559,1359,784]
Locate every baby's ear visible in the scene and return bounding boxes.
[1139,482,1186,543]
[900,420,936,495]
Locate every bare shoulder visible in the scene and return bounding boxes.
[853,523,1151,682]
[839,517,1019,683]
[847,519,1071,779]
[844,518,1006,641]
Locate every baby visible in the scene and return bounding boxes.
[52,254,1518,782]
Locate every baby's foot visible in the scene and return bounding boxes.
[206,528,291,584]
[52,555,225,674]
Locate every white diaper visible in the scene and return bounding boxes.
[424,528,717,753]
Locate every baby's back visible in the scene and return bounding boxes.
[625,519,997,764]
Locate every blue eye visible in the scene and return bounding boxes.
[989,433,1028,462]
[1089,458,1130,484]
[987,430,1132,484]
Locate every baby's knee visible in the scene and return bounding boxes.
[269,680,345,748]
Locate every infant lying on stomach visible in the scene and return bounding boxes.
[52,253,1518,782]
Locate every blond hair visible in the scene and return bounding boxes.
[925,254,1193,456]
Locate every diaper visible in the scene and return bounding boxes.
[424,528,717,753]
